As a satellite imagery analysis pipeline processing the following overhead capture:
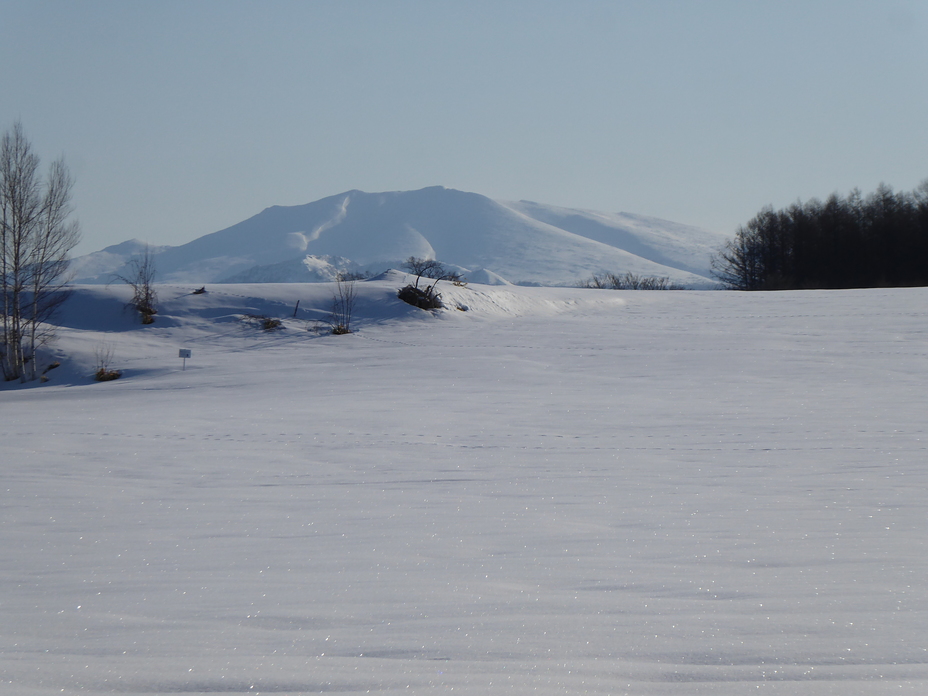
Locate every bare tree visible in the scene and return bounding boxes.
[711,224,765,290]
[1,122,81,381]
[403,256,441,288]
[328,274,356,334]
[402,256,463,287]
[25,158,80,379]
[115,246,158,323]
[398,256,464,309]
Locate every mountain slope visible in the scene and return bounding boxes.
[68,239,171,283]
[73,187,727,287]
[502,200,725,278]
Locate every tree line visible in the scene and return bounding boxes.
[712,182,928,290]
[582,271,683,290]
[1,122,80,382]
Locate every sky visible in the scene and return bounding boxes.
[3,0,928,256]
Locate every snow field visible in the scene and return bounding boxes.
[1,280,926,694]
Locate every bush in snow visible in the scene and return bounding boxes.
[240,315,282,331]
[327,276,356,334]
[582,272,683,290]
[93,343,121,381]
[398,283,443,310]
[94,368,121,382]
[398,256,465,310]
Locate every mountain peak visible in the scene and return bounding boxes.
[73,188,726,287]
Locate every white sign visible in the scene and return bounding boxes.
[178,349,192,359]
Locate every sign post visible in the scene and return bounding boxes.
[178,348,192,370]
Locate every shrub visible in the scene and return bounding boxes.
[398,256,465,310]
[582,272,684,290]
[336,271,370,281]
[398,283,443,310]
[327,277,356,333]
[93,343,120,381]
[398,256,464,309]
[94,367,121,382]
[241,315,283,331]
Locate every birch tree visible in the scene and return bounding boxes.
[0,122,80,381]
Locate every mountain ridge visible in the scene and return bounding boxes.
[71,186,727,287]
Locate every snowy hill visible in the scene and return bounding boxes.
[68,238,171,282]
[3,279,927,694]
[72,187,726,287]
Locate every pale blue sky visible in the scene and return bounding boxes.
[3,0,927,254]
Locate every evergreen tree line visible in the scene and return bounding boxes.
[712,182,928,290]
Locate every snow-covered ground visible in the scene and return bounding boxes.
[2,277,926,694]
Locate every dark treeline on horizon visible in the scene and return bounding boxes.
[712,182,928,290]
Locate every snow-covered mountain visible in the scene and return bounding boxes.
[72,187,727,287]
[68,238,171,282]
